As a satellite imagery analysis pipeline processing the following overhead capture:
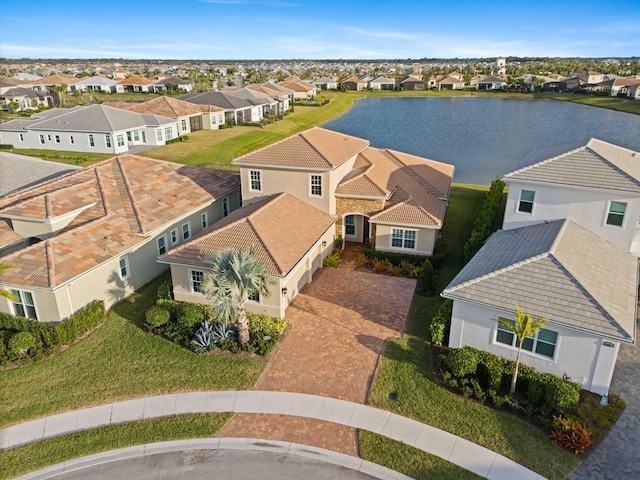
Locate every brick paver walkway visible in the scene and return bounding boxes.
[219,246,416,455]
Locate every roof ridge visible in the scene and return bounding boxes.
[504,143,588,178]
[114,156,144,234]
[383,149,446,196]
[0,176,97,213]
[94,165,110,216]
[45,239,55,288]
[245,217,284,274]
[298,130,332,168]
[586,145,640,188]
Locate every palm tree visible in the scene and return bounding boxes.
[201,247,272,346]
[498,305,548,395]
[0,263,17,302]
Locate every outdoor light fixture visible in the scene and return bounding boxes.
[281,287,288,296]
[322,240,327,247]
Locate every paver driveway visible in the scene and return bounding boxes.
[219,256,416,455]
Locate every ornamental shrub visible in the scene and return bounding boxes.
[429,299,452,346]
[545,377,581,413]
[9,331,36,358]
[157,278,174,301]
[144,305,171,333]
[446,346,479,377]
[55,301,105,346]
[416,259,435,296]
[550,415,592,454]
[463,178,505,262]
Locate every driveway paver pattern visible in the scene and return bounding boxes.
[218,253,416,455]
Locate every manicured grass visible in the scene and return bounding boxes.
[0,273,265,427]
[532,92,640,115]
[0,413,232,479]
[361,185,582,480]
[360,432,482,480]
[3,147,112,166]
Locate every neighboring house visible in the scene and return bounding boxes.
[437,76,465,90]
[278,78,316,99]
[476,76,506,90]
[341,76,366,91]
[179,91,261,125]
[0,87,52,111]
[312,77,338,90]
[151,76,194,93]
[232,127,454,256]
[31,74,79,92]
[0,104,178,154]
[0,152,80,198]
[597,77,640,97]
[158,192,335,318]
[246,83,292,114]
[115,75,156,93]
[0,155,241,322]
[443,219,637,398]
[104,96,226,133]
[225,88,280,117]
[70,76,117,93]
[368,76,396,91]
[398,76,427,91]
[502,138,640,255]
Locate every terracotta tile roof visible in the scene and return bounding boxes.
[0,156,240,288]
[0,219,21,249]
[105,95,217,117]
[278,79,314,92]
[337,147,454,228]
[115,75,156,85]
[34,74,79,86]
[233,127,369,169]
[159,193,335,276]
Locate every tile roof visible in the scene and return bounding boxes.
[233,127,369,169]
[337,147,454,228]
[179,91,253,110]
[504,138,640,194]
[443,220,637,343]
[34,74,79,86]
[104,96,222,117]
[115,75,156,86]
[0,151,80,197]
[0,156,240,288]
[158,193,335,276]
[278,79,315,92]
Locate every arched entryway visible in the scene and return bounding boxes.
[342,213,370,244]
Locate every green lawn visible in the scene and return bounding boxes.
[0,273,265,428]
[0,413,232,479]
[2,148,112,167]
[360,185,582,480]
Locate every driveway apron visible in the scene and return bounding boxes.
[218,251,416,456]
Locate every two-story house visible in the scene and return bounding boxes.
[443,138,640,399]
[159,127,454,317]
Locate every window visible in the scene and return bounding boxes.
[606,201,627,227]
[118,256,130,279]
[88,134,95,147]
[218,114,224,124]
[345,215,355,236]
[55,135,60,143]
[238,190,243,207]
[133,131,140,142]
[191,270,204,293]
[141,131,146,143]
[518,190,535,214]
[211,114,217,125]
[10,290,37,320]
[39,134,45,144]
[496,319,558,359]
[248,292,260,302]
[105,134,112,148]
[19,133,24,142]
[117,134,125,147]
[391,229,416,249]
[170,228,179,246]
[310,174,322,197]
[69,135,74,144]
[222,197,229,217]
[181,119,187,131]
[157,235,167,255]
[201,212,208,229]
[47,134,52,141]
[249,170,261,191]
[164,127,173,140]
[182,222,190,240]
[156,129,163,142]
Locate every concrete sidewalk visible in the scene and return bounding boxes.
[0,391,545,480]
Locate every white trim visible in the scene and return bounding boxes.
[181,221,191,241]
[8,288,39,320]
[390,228,417,250]
[603,199,627,229]
[249,169,262,192]
[201,212,208,229]
[157,234,168,255]
[309,174,323,198]
[189,269,205,294]
[517,188,536,215]
[170,228,179,246]
[492,319,559,364]
[118,255,130,280]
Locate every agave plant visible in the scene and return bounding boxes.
[192,320,237,352]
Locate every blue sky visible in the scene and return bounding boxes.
[1,0,639,59]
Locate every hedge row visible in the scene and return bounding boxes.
[0,300,105,364]
[362,247,445,270]
[463,178,506,262]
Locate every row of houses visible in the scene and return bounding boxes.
[0,79,318,153]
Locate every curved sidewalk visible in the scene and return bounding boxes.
[0,391,546,480]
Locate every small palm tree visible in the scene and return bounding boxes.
[201,247,272,346]
[498,305,548,396]
[0,263,17,302]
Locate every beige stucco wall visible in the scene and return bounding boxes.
[374,224,437,255]
[0,189,240,323]
[336,197,386,241]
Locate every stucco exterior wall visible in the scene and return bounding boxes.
[503,180,640,253]
[448,300,620,396]
[374,224,437,255]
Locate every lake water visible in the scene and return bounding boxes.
[323,97,640,185]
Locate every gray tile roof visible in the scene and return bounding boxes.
[443,219,637,343]
[504,138,640,194]
[0,152,80,197]
[179,91,253,110]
